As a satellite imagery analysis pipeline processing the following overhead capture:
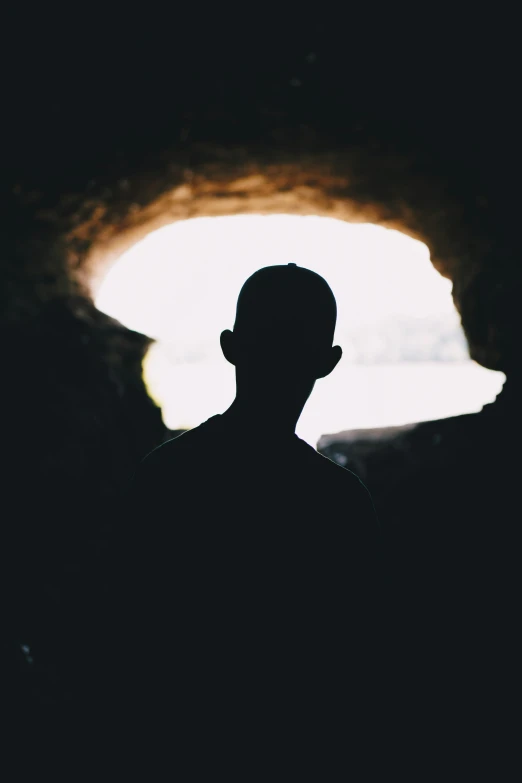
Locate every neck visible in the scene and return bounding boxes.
[221,380,313,440]
[221,399,297,438]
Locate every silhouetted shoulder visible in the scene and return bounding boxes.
[296,436,370,489]
[296,437,380,532]
[131,422,218,487]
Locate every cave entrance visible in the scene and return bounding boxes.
[95,215,505,447]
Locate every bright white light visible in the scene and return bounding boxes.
[96,215,505,447]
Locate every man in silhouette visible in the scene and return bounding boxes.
[113,264,384,770]
[131,263,378,529]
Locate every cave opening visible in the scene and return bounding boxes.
[95,214,505,448]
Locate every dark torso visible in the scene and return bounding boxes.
[111,415,383,760]
[131,414,377,533]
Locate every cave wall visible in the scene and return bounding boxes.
[4,17,521,373]
[2,12,522,710]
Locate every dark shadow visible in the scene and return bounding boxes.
[101,264,389,769]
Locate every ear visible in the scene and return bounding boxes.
[220,329,237,366]
[316,345,342,379]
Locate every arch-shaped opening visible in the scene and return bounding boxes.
[95,214,505,447]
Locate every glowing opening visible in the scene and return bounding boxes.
[95,215,505,447]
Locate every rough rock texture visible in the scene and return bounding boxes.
[2,296,165,708]
[2,11,522,742]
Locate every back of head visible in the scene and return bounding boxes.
[232,264,337,373]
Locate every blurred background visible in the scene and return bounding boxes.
[96,215,503,446]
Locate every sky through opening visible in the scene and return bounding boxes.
[95,215,505,447]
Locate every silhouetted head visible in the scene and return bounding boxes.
[220,264,342,386]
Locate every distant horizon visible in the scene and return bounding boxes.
[143,352,504,447]
[159,311,468,366]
